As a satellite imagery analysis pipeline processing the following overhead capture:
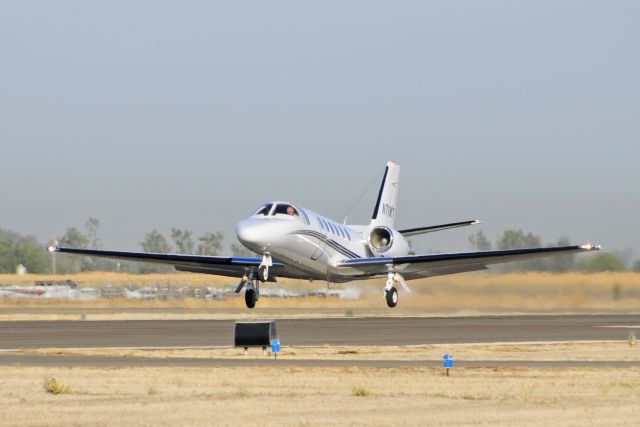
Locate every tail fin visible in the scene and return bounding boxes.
[370,161,400,228]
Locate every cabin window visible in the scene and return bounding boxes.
[329,222,337,235]
[300,208,311,225]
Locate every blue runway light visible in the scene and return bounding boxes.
[271,339,280,358]
[443,354,454,375]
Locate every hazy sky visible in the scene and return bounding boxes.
[1,1,638,260]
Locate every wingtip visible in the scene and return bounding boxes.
[46,245,58,253]
[579,243,602,251]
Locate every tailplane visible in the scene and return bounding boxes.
[370,161,400,228]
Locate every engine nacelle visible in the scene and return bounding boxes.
[368,226,410,257]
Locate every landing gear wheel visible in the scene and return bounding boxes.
[258,265,268,282]
[385,287,398,308]
[245,289,257,309]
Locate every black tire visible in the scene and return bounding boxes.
[385,287,398,308]
[245,289,257,309]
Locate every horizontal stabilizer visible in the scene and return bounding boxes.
[399,220,480,237]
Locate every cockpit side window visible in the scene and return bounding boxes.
[254,203,273,216]
[273,204,300,217]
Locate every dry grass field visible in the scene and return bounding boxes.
[0,272,639,320]
[1,273,638,425]
[17,341,640,362]
[0,364,638,426]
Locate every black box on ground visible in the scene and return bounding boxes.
[234,321,277,347]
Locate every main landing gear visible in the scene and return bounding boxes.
[385,286,398,308]
[235,254,273,309]
[384,272,411,308]
[245,287,258,308]
[235,271,260,309]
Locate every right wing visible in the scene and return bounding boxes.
[48,247,312,280]
[398,220,479,237]
[338,244,601,280]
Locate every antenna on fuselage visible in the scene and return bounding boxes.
[337,168,384,225]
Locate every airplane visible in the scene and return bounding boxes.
[48,161,601,309]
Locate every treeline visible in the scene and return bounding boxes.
[0,220,636,274]
[468,229,631,273]
[0,217,254,274]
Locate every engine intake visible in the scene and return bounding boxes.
[369,226,393,252]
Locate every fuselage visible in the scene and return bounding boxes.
[235,201,410,282]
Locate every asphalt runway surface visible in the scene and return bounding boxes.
[0,315,638,367]
[1,314,638,348]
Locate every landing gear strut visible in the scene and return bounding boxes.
[384,272,410,308]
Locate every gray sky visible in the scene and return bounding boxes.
[1,1,638,260]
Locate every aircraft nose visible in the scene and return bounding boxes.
[235,218,273,251]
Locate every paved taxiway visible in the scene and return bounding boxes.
[0,354,637,368]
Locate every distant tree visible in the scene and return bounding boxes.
[59,227,89,249]
[85,217,101,249]
[57,227,90,273]
[140,230,172,253]
[197,232,224,255]
[230,242,256,257]
[13,236,49,273]
[171,228,195,254]
[0,229,48,274]
[496,229,542,250]
[468,230,492,251]
[139,230,173,273]
[495,229,544,271]
[543,236,576,272]
[633,259,640,272]
[578,252,627,272]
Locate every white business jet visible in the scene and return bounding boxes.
[49,161,600,308]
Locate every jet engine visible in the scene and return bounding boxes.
[367,226,410,257]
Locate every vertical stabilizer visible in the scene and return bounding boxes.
[370,161,400,228]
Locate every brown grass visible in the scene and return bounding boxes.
[18,341,640,362]
[0,365,637,426]
[0,272,639,318]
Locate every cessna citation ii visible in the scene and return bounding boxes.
[49,161,600,309]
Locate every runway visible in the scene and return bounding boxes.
[0,315,638,367]
[0,314,638,349]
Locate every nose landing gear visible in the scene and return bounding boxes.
[258,253,272,282]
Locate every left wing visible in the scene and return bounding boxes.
[338,244,601,280]
[48,247,312,280]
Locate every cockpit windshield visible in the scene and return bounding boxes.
[253,202,302,221]
[273,203,300,217]
[253,203,273,216]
